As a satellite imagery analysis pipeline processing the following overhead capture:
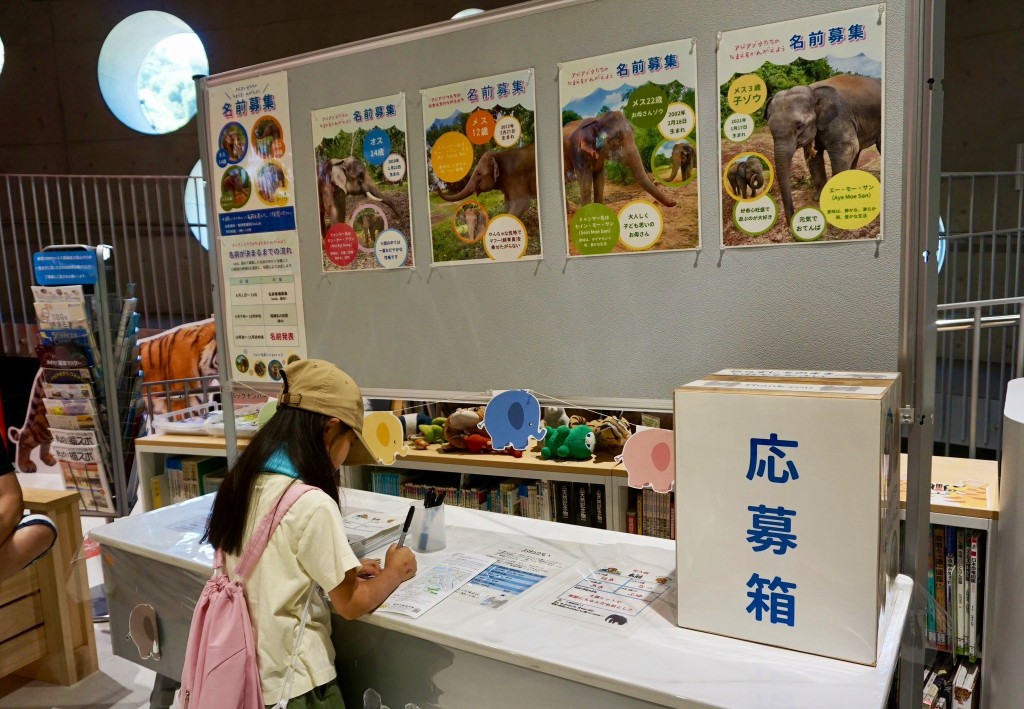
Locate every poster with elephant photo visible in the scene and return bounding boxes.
[560,40,700,256]
[312,94,414,272]
[422,69,541,265]
[718,5,885,247]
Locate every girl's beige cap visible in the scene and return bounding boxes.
[278,359,375,465]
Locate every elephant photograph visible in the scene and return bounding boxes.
[560,78,700,255]
[426,101,541,263]
[719,55,883,246]
[313,118,412,271]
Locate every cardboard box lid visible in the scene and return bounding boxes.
[677,379,891,400]
[714,368,898,381]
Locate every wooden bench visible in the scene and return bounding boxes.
[0,488,98,685]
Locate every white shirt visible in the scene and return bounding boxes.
[224,474,359,704]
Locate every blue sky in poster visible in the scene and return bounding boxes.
[562,83,633,118]
[825,53,881,78]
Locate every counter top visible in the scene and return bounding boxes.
[91,489,909,708]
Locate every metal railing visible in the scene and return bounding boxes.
[0,174,213,356]
[936,171,1024,456]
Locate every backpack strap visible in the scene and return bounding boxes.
[230,482,317,582]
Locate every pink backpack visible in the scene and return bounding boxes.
[181,483,316,709]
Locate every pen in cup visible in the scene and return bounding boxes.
[396,505,415,548]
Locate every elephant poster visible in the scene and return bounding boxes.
[559,40,700,257]
[206,72,308,383]
[312,94,414,272]
[422,68,541,265]
[718,5,885,247]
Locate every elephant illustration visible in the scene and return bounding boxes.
[437,144,536,218]
[666,141,696,182]
[764,74,882,223]
[319,156,399,229]
[357,210,384,247]
[458,206,487,241]
[562,111,676,208]
[727,156,765,199]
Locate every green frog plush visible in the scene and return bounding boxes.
[541,424,596,460]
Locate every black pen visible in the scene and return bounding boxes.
[396,505,415,548]
[435,491,446,507]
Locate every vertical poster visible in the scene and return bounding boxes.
[312,95,414,272]
[560,40,700,256]
[207,71,308,384]
[718,5,885,247]
[422,69,541,265]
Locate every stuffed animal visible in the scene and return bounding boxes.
[541,424,596,460]
[588,416,631,452]
[543,406,570,428]
[443,407,488,451]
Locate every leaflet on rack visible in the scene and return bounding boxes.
[376,552,495,619]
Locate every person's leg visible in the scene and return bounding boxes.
[0,472,24,543]
[149,673,180,709]
[0,512,58,581]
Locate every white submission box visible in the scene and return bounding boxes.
[674,375,900,665]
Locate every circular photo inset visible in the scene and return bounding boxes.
[723,152,774,202]
[235,355,249,374]
[256,161,287,206]
[268,359,283,381]
[219,122,248,164]
[351,205,387,252]
[286,354,300,364]
[252,116,285,159]
[253,361,267,378]
[653,138,697,187]
[453,201,488,244]
[220,167,251,210]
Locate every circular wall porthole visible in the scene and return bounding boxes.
[98,11,209,134]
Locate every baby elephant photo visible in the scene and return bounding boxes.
[727,155,767,199]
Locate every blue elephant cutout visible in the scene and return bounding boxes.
[484,389,546,451]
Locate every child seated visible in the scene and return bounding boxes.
[0,443,58,583]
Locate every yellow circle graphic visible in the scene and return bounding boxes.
[726,74,768,115]
[431,131,474,183]
[819,169,882,229]
[376,421,390,447]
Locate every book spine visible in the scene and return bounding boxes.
[573,482,590,526]
[591,484,606,529]
[927,540,936,645]
[151,474,164,509]
[555,481,572,525]
[945,527,956,653]
[969,532,979,661]
[956,528,966,654]
[670,492,676,540]
[933,526,947,650]
[637,488,644,536]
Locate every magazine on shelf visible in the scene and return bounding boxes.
[42,382,95,400]
[45,412,96,430]
[58,458,115,515]
[32,285,85,303]
[51,428,99,447]
[42,367,92,384]
[36,342,93,368]
[44,398,97,417]
[34,301,88,328]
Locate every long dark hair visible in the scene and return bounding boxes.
[205,405,342,555]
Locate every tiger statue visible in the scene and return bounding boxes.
[7,319,219,473]
[138,318,219,415]
[8,371,56,473]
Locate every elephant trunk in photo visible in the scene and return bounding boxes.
[622,147,677,208]
[772,137,798,222]
[363,178,399,214]
[438,181,479,203]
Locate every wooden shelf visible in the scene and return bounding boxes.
[389,443,627,479]
[899,453,999,520]
[135,434,249,454]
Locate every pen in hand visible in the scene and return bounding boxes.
[396,505,415,548]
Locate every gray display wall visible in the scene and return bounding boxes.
[203,0,906,402]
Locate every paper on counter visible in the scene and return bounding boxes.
[454,542,572,609]
[376,552,495,619]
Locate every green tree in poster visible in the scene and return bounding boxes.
[562,109,582,126]
[720,58,838,127]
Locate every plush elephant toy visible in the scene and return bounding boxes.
[437,144,536,218]
[541,424,596,461]
[727,156,765,199]
[562,111,677,208]
[666,142,696,182]
[764,74,882,224]
[319,156,399,228]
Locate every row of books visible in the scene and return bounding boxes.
[921,654,979,709]
[151,455,227,508]
[34,285,117,515]
[626,487,675,539]
[927,525,984,659]
[370,470,606,528]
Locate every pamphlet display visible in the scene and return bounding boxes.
[206,71,308,383]
[559,40,700,256]
[312,94,414,272]
[718,5,885,246]
[422,69,541,265]
[674,374,900,664]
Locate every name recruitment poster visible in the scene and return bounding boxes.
[312,94,414,272]
[559,40,700,256]
[422,69,542,265]
[718,5,885,247]
[207,71,308,383]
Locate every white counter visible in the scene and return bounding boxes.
[91,489,910,709]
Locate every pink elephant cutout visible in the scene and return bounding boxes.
[620,428,675,493]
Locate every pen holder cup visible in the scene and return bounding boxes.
[410,504,446,553]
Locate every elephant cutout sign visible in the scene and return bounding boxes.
[362,412,409,465]
[483,390,545,451]
[619,428,675,493]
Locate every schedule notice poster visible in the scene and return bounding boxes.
[206,71,308,383]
